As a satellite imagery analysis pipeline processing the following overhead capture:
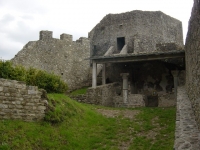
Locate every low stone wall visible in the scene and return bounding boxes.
[158,93,176,107]
[86,83,121,107]
[69,94,87,103]
[174,86,200,149]
[0,78,48,121]
[114,94,146,108]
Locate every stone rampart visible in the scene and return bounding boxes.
[0,78,47,121]
[185,0,200,128]
[12,30,90,91]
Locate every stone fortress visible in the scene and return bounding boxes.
[1,1,200,148]
[12,31,90,90]
[87,10,185,108]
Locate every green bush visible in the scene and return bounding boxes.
[0,60,68,93]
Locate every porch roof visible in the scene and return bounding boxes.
[89,50,185,63]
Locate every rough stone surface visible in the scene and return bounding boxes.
[86,81,176,108]
[86,82,121,107]
[104,61,182,106]
[185,0,200,129]
[114,94,146,108]
[0,78,47,121]
[174,86,200,150]
[11,31,90,91]
[89,10,183,56]
[158,93,176,107]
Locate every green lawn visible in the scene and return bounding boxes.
[0,93,176,150]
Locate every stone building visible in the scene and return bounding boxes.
[185,0,200,128]
[12,31,90,90]
[87,10,185,107]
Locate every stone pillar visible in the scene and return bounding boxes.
[92,61,97,88]
[120,73,129,104]
[171,70,179,98]
[102,64,106,85]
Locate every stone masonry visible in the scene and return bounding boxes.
[174,86,200,149]
[89,10,183,56]
[12,31,90,91]
[0,78,47,121]
[185,0,200,129]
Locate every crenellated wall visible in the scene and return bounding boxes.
[12,30,91,91]
[0,78,47,121]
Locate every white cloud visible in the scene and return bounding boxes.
[0,0,194,60]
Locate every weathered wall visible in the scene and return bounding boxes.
[89,10,183,56]
[0,78,47,121]
[185,0,200,128]
[106,61,184,93]
[12,31,90,91]
[98,61,184,107]
[86,83,121,107]
[114,94,146,108]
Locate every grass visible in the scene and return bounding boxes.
[69,87,88,96]
[0,93,176,150]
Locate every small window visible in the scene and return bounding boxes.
[117,37,125,51]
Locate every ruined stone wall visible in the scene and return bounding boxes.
[102,61,184,107]
[86,83,121,107]
[106,61,183,94]
[89,10,183,56]
[185,0,200,128]
[0,78,47,121]
[12,31,90,91]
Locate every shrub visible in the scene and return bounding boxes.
[0,60,68,93]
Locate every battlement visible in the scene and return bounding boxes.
[76,37,89,44]
[39,30,53,40]
[60,34,72,41]
[38,30,89,45]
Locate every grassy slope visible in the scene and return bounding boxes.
[0,93,176,150]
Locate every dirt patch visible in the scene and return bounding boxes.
[96,109,140,119]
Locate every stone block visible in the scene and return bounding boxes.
[28,90,37,95]
[15,105,23,109]
[0,96,6,100]
[5,93,10,97]
[24,106,33,110]
[26,103,35,106]
[0,87,3,91]
[0,104,8,109]
[38,106,46,110]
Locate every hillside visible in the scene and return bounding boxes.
[0,93,175,150]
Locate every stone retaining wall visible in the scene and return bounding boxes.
[174,86,200,149]
[185,0,200,129]
[0,78,47,121]
[86,83,121,107]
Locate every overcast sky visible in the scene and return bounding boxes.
[0,0,193,60]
